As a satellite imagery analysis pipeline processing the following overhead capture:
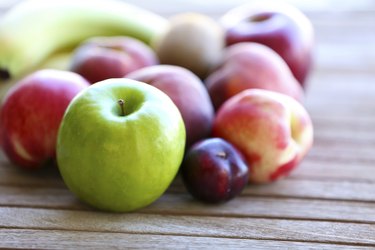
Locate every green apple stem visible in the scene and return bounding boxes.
[118,99,125,116]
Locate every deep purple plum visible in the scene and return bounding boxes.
[181,138,249,203]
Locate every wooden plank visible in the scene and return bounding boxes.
[1,168,374,207]
[1,208,375,246]
[0,186,82,209]
[305,83,373,121]
[245,179,375,202]
[147,195,375,223]
[307,73,375,102]
[0,187,374,223]
[0,159,65,187]
[169,176,375,202]
[292,161,375,182]
[305,149,375,166]
[170,176,375,202]
[313,132,375,148]
[6,137,375,186]
[1,229,373,250]
[2,152,375,187]
[0,0,374,248]
[312,116,375,131]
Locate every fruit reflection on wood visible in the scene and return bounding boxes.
[0,0,314,211]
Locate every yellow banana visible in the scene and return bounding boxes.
[0,0,168,82]
[0,50,73,101]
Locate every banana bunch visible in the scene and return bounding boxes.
[0,0,169,100]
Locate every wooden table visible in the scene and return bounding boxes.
[1,0,375,249]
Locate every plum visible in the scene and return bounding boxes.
[181,138,249,203]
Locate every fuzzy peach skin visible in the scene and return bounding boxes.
[212,89,313,183]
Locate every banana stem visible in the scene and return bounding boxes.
[0,69,10,81]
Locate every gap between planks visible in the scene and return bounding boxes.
[1,229,374,250]
[1,207,375,246]
[0,189,375,224]
[1,167,375,202]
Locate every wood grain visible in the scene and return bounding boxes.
[1,185,374,224]
[0,0,375,248]
[1,207,375,246]
[2,229,374,250]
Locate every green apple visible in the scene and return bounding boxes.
[56,78,186,212]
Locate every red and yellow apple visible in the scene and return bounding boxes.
[205,42,304,111]
[0,69,90,169]
[70,36,158,84]
[212,89,313,184]
[126,65,214,148]
[220,1,314,86]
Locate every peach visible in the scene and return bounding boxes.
[212,89,313,183]
[205,42,304,111]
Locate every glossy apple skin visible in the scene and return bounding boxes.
[57,79,186,212]
[212,89,313,184]
[220,1,314,86]
[205,42,304,111]
[181,138,249,203]
[0,69,90,169]
[126,65,214,149]
[70,36,158,84]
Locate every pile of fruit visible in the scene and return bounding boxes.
[0,0,314,212]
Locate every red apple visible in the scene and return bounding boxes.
[126,65,214,149]
[181,137,249,203]
[220,1,314,86]
[70,36,158,84]
[0,69,90,169]
[212,89,313,184]
[205,42,304,111]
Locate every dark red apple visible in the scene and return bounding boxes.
[220,1,314,86]
[0,69,90,169]
[126,65,214,149]
[181,137,249,203]
[70,36,158,84]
